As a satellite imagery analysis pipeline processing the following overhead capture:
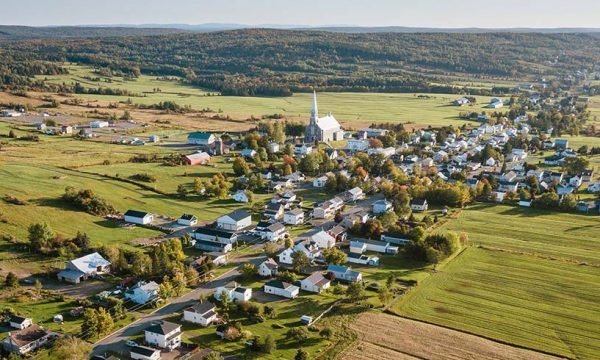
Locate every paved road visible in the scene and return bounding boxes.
[92,244,267,357]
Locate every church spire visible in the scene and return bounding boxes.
[311,90,318,120]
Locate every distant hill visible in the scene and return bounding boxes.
[0,25,189,39]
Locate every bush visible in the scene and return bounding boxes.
[62,186,116,216]
[286,327,309,342]
[319,327,334,338]
[130,173,157,183]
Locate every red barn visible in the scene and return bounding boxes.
[183,152,211,165]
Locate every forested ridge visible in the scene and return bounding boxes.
[1,29,599,96]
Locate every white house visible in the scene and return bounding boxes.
[372,199,393,215]
[183,301,218,327]
[130,345,161,360]
[485,157,497,167]
[57,252,111,284]
[232,190,250,203]
[8,316,32,330]
[313,175,329,188]
[144,321,182,351]
[350,239,398,255]
[294,143,313,156]
[241,149,257,158]
[343,187,365,202]
[214,282,252,303]
[264,203,285,222]
[264,280,299,299]
[326,265,362,283]
[125,281,160,305]
[300,272,331,293]
[410,199,428,212]
[294,241,322,261]
[487,98,504,108]
[263,222,288,241]
[283,208,304,225]
[177,214,198,226]
[217,209,252,231]
[308,230,336,249]
[278,247,295,265]
[258,258,279,277]
[347,252,379,266]
[124,210,153,225]
[346,139,369,152]
[269,142,280,153]
[569,176,583,188]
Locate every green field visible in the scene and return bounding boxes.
[393,247,600,359]
[37,65,492,126]
[392,204,600,359]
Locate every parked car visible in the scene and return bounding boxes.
[125,340,138,347]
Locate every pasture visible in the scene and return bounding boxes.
[36,65,489,127]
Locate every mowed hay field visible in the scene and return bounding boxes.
[37,65,488,127]
[345,312,562,360]
[392,247,600,359]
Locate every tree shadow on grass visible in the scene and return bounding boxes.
[29,197,79,212]
[277,337,322,350]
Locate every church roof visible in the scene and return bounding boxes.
[316,114,341,132]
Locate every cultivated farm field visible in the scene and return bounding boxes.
[345,312,561,360]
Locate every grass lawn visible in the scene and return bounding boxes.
[391,247,600,360]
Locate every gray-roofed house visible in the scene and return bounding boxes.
[183,301,218,327]
[326,264,362,283]
[283,207,304,225]
[57,252,111,284]
[177,214,198,226]
[258,258,279,277]
[130,345,161,360]
[144,321,182,350]
[264,280,299,299]
[217,209,252,231]
[125,281,160,305]
[8,316,32,330]
[300,272,331,293]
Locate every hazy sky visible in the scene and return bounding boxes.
[3,0,600,28]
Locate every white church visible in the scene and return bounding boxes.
[305,91,344,143]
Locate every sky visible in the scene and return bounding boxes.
[3,0,600,28]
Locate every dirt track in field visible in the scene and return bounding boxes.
[343,312,564,360]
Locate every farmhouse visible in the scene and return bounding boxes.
[130,345,161,360]
[182,152,211,165]
[124,210,154,225]
[57,252,111,284]
[188,132,216,146]
[313,175,329,188]
[264,202,285,222]
[232,190,250,203]
[307,230,336,249]
[90,120,109,128]
[183,301,218,327]
[217,209,252,231]
[372,199,393,215]
[144,321,182,351]
[347,252,379,266]
[125,281,160,305]
[177,214,198,226]
[2,325,55,356]
[327,264,362,283]
[264,280,299,299]
[192,228,236,253]
[300,272,331,293]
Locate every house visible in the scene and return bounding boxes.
[264,280,299,299]
[380,232,411,246]
[2,325,55,355]
[277,247,295,265]
[183,301,218,327]
[327,225,347,242]
[346,139,369,152]
[346,252,379,266]
[188,132,216,146]
[588,182,600,193]
[342,187,365,202]
[8,316,32,330]
[90,120,109,128]
[130,345,161,360]
[313,197,344,219]
[487,98,504,108]
[326,265,362,283]
[294,240,322,261]
[519,199,533,207]
[313,175,329,188]
[232,190,250,203]
[485,157,497,166]
[214,282,252,303]
[258,258,279,277]
[57,252,111,284]
[372,199,393,215]
[410,199,428,212]
[149,135,160,143]
[285,171,305,183]
[192,228,235,253]
[262,222,288,241]
[300,272,331,293]
[182,152,211,165]
[569,176,583,188]
[207,252,229,266]
[308,230,336,249]
[177,214,198,226]
[125,281,160,305]
[61,125,73,134]
[283,208,304,225]
[576,201,596,213]
[363,239,398,254]
[241,149,257,158]
[144,321,182,351]
[269,142,280,153]
[581,169,594,182]
[543,140,555,149]
[217,209,252,231]
[453,97,470,106]
[554,139,569,151]
[557,184,575,196]
[357,128,389,138]
[264,203,285,222]
[511,148,528,160]
[124,210,153,225]
[349,240,367,254]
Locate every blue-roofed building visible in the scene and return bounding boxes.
[326,264,362,283]
[57,252,111,284]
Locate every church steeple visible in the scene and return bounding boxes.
[311,90,318,120]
